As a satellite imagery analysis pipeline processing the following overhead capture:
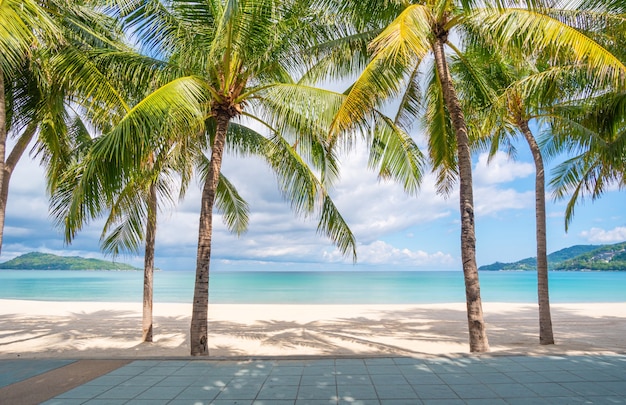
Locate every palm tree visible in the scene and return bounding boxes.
[450,45,561,344]
[318,0,626,352]
[0,0,131,254]
[545,0,626,230]
[52,124,250,342]
[547,91,626,229]
[96,0,425,356]
[0,0,59,253]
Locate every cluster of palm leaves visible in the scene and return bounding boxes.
[1,0,623,355]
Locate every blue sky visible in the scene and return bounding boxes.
[3,125,624,271]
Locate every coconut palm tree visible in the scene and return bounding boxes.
[449,45,563,345]
[0,0,58,253]
[96,0,425,356]
[544,0,626,230]
[547,91,626,229]
[317,0,626,352]
[0,0,131,254]
[52,124,250,342]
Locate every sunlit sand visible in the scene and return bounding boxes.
[0,300,624,358]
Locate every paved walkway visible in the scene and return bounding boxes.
[1,355,625,404]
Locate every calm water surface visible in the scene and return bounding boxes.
[0,270,624,304]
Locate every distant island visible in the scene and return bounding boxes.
[0,252,140,270]
[480,241,626,271]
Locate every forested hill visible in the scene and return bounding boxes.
[0,252,140,270]
[480,242,626,271]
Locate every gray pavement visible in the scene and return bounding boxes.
[2,355,625,404]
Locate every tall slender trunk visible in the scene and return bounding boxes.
[0,122,37,255]
[190,111,230,356]
[433,37,489,353]
[142,181,158,342]
[0,70,7,255]
[518,119,554,345]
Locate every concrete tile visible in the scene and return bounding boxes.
[374,384,418,400]
[122,374,166,386]
[367,366,401,375]
[561,381,615,396]
[173,384,222,400]
[413,384,459,400]
[41,399,86,405]
[334,365,369,375]
[94,384,148,399]
[404,374,444,385]
[125,399,170,405]
[256,384,299,400]
[503,371,545,383]
[488,383,539,398]
[526,382,576,396]
[370,374,408,385]
[536,370,585,383]
[133,384,186,400]
[365,358,396,365]
[298,400,339,405]
[271,366,305,375]
[337,384,378,400]
[380,400,425,405]
[297,383,337,401]
[54,384,112,399]
[336,374,371,385]
[265,374,301,385]
[215,385,261,401]
[449,383,499,399]
[420,399,464,405]
[436,372,480,385]
[300,375,336,386]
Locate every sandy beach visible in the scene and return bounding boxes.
[0,299,624,359]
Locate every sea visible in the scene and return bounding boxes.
[0,270,624,304]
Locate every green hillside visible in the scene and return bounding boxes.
[479,242,626,271]
[0,252,140,270]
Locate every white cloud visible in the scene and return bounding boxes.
[473,151,534,185]
[324,240,456,267]
[580,227,626,243]
[474,187,534,216]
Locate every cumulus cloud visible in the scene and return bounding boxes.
[580,227,626,243]
[473,151,534,186]
[323,240,456,267]
[1,132,589,271]
[474,187,534,216]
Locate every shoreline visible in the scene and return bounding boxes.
[1,299,624,359]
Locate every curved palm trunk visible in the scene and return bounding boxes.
[0,70,7,255]
[190,111,230,356]
[0,123,37,255]
[433,37,489,353]
[142,181,158,342]
[518,119,554,345]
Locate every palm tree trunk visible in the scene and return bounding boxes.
[142,181,158,343]
[518,119,554,345]
[190,111,230,356]
[0,70,7,255]
[0,122,37,255]
[433,37,489,353]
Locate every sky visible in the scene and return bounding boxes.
[3,125,625,272]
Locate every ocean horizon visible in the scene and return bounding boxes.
[0,270,624,304]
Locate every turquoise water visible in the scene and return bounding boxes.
[0,270,624,304]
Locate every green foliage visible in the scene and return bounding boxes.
[0,252,139,270]
[554,242,626,271]
[480,242,626,271]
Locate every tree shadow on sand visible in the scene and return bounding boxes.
[0,304,624,358]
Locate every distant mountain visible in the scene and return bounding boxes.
[0,252,140,270]
[479,242,626,271]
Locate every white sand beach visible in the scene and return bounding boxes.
[0,299,624,359]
